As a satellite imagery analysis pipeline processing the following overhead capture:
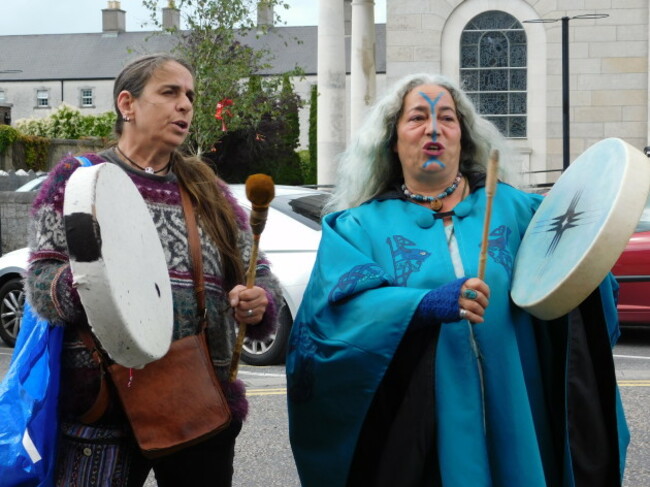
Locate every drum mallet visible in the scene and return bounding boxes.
[477,149,499,281]
[229,173,275,382]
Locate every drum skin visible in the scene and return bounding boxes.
[63,163,174,368]
[511,138,650,320]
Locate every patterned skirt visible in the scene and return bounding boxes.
[55,421,145,487]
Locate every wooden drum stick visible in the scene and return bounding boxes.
[229,174,275,382]
[477,150,499,281]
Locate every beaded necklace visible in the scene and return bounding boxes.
[402,172,463,211]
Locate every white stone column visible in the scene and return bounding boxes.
[647,5,650,146]
[317,0,346,185]
[350,0,376,139]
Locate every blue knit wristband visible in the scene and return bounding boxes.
[411,277,468,328]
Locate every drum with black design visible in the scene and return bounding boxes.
[511,137,650,320]
[63,162,173,368]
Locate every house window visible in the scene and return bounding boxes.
[36,89,50,107]
[460,10,527,138]
[81,88,94,107]
[0,90,5,102]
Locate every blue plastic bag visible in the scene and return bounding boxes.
[0,302,63,486]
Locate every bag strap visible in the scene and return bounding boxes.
[76,179,208,423]
[179,185,207,332]
[77,328,111,423]
[75,156,93,167]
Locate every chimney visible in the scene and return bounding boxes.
[257,1,274,28]
[162,5,181,30]
[102,1,126,33]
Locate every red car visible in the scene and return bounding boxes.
[612,196,650,325]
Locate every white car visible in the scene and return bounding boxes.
[229,184,326,364]
[0,183,328,366]
[0,247,28,348]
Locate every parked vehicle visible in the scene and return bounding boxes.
[0,247,28,347]
[0,183,329,366]
[15,175,47,192]
[229,184,327,364]
[611,195,650,325]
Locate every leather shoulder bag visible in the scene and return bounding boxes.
[79,184,231,458]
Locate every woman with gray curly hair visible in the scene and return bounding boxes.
[287,73,627,487]
[325,72,516,213]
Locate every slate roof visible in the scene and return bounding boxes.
[0,25,386,82]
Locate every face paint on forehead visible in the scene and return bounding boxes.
[418,91,445,169]
[419,91,444,112]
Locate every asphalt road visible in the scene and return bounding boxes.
[2,326,649,486]
[615,326,650,487]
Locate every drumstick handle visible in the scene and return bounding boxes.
[245,238,260,288]
[229,236,260,382]
[478,150,499,280]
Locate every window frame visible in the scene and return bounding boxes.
[36,89,50,108]
[459,10,527,138]
[80,87,95,108]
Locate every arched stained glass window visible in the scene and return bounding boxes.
[460,11,527,138]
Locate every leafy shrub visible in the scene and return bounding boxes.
[14,134,50,171]
[49,103,84,139]
[15,104,116,139]
[298,150,315,185]
[0,125,18,155]
[204,74,305,185]
[15,117,51,137]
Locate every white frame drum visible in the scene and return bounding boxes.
[512,138,650,320]
[63,163,174,368]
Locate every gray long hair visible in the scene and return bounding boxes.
[324,73,518,213]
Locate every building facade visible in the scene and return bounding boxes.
[1,1,648,187]
[0,2,386,170]
[382,0,649,186]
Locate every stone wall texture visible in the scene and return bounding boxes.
[0,191,35,255]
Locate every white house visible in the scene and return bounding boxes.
[0,2,387,157]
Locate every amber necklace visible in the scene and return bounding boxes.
[402,172,463,211]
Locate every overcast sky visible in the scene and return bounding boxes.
[0,0,387,36]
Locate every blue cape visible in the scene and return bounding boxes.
[287,184,628,487]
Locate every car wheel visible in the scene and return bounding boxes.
[241,303,292,366]
[0,278,25,347]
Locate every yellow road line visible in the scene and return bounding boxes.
[247,388,287,396]
[246,381,650,396]
[0,375,639,399]
[618,380,650,387]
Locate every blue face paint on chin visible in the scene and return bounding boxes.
[419,91,446,168]
[423,159,444,169]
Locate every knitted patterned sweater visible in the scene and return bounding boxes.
[26,150,283,423]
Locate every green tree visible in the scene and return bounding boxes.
[282,74,300,154]
[142,0,302,153]
[307,83,318,182]
[203,73,304,184]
